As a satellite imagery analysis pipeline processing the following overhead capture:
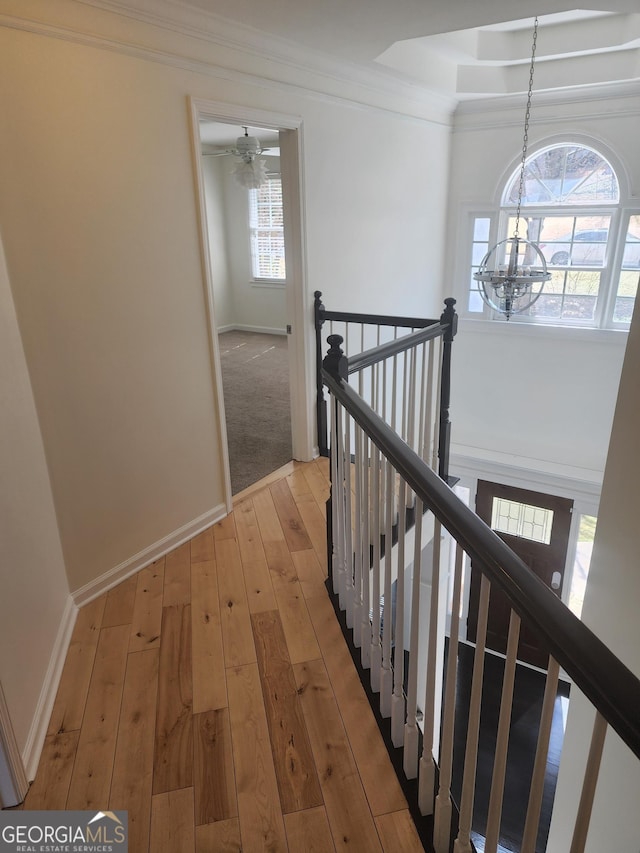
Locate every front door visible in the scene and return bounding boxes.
[467,481,573,668]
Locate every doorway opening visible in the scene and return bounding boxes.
[467,480,574,669]
[189,100,311,503]
[218,328,291,493]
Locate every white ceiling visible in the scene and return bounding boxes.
[199,122,280,150]
[109,0,640,102]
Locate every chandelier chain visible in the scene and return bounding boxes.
[514,16,539,240]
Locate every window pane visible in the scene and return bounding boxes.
[504,144,619,206]
[468,289,484,312]
[472,241,487,264]
[469,216,491,313]
[521,270,601,323]
[528,294,563,319]
[474,218,490,240]
[612,215,640,323]
[616,270,639,297]
[533,216,611,268]
[614,296,636,324]
[621,215,640,269]
[249,176,286,279]
[491,498,554,544]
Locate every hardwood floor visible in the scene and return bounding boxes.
[25,458,422,853]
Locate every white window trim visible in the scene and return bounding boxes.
[250,278,287,288]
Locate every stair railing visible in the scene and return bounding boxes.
[321,333,640,853]
[314,291,457,481]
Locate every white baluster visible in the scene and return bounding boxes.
[521,656,560,853]
[417,342,427,465]
[390,351,400,520]
[407,343,417,452]
[401,348,409,445]
[370,443,382,692]
[405,345,417,506]
[343,411,354,627]
[418,519,442,816]
[422,341,435,467]
[434,544,464,853]
[329,393,340,595]
[569,712,608,853]
[454,574,491,853]
[391,478,407,747]
[380,458,394,718]
[404,498,423,780]
[352,424,363,648]
[432,337,443,471]
[335,403,347,609]
[484,610,521,853]
[360,433,371,669]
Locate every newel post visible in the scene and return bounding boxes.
[438,298,458,483]
[314,291,329,456]
[322,334,349,383]
[322,333,348,596]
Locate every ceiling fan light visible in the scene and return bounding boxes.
[232,156,268,188]
[235,134,261,156]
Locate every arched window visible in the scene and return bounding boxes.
[467,143,638,327]
[504,145,619,206]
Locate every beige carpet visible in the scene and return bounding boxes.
[218,330,292,494]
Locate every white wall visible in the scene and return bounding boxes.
[446,90,638,482]
[303,100,450,319]
[0,233,70,765]
[202,155,234,329]
[202,152,287,333]
[0,3,451,598]
[221,154,287,333]
[547,297,640,852]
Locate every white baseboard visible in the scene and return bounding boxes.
[219,324,287,336]
[72,503,228,607]
[18,504,228,782]
[22,595,77,781]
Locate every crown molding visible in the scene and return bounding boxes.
[0,10,454,131]
[454,78,640,129]
[65,0,456,123]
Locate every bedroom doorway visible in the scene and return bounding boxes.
[190,100,311,502]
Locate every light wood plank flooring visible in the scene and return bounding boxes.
[24,458,422,853]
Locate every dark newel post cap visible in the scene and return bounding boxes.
[314,291,325,329]
[441,297,458,342]
[323,334,348,382]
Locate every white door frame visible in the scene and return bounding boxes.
[188,98,314,510]
[0,682,28,808]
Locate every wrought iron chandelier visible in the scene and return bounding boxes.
[474,17,550,320]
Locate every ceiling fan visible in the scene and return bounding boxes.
[203,126,271,163]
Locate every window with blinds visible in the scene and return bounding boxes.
[249,175,286,281]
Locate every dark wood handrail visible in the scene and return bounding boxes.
[347,323,449,374]
[314,292,442,331]
[322,357,640,762]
